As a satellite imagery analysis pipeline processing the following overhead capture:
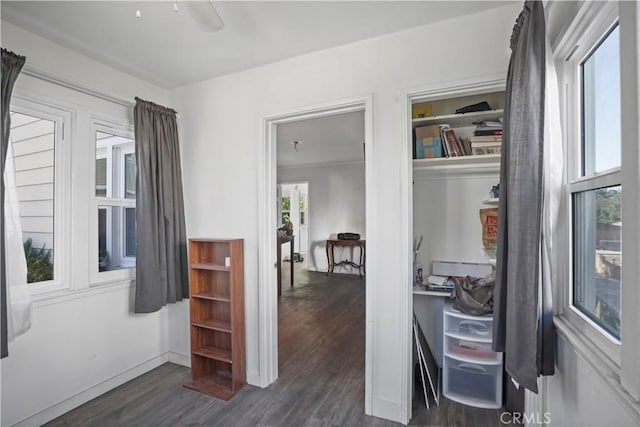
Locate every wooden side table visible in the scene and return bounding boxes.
[277,234,294,296]
[326,239,366,277]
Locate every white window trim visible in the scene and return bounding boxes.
[119,147,136,266]
[554,0,640,412]
[9,96,72,297]
[90,119,136,287]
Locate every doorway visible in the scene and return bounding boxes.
[277,182,309,262]
[258,95,373,413]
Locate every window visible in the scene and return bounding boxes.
[571,24,622,341]
[556,0,640,409]
[281,196,290,224]
[95,130,136,272]
[300,194,307,226]
[7,111,56,284]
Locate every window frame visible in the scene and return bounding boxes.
[8,96,72,296]
[559,0,622,366]
[90,120,136,286]
[554,0,640,404]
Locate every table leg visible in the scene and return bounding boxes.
[290,236,294,288]
[277,240,282,297]
[325,242,329,275]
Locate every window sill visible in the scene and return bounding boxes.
[31,279,134,308]
[553,315,640,422]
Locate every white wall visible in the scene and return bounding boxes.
[545,336,636,426]
[279,163,365,274]
[1,21,174,427]
[171,4,518,422]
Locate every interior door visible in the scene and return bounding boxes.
[299,188,309,253]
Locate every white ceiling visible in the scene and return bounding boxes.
[276,110,364,168]
[1,1,511,88]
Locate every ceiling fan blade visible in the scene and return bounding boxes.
[184,1,224,32]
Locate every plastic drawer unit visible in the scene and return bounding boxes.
[443,304,503,409]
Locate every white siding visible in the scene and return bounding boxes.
[9,111,55,256]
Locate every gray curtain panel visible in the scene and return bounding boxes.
[493,0,554,393]
[1,48,25,358]
[133,98,189,313]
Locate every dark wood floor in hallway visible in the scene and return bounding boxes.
[46,265,504,426]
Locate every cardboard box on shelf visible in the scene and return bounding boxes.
[412,103,433,119]
[415,124,441,140]
[420,136,443,158]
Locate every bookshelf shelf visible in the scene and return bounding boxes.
[413,154,500,175]
[413,285,451,297]
[482,197,499,205]
[412,109,503,129]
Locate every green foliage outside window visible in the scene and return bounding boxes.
[23,238,53,283]
[281,196,291,224]
[596,188,621,224]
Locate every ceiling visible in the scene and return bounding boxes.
[276,111,364,168]
[1,1,511,88]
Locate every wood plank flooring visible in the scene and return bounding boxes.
[46,263,505,426]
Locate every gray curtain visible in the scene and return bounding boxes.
[493,0,554,393]
[1,48,25,358]
[133,98,188,313]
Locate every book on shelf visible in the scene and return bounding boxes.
[472,146,502,155]
[474,128,503,136]
[443,127,463,157]
[469,135,502,143]
[471,140,503,148]
[473,118,503,137]
[460,137,472,156]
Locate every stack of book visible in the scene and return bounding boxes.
[439,125,470,157]
[471,119,503,155]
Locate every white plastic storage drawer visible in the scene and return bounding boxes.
[444,313,493,340]
[445,335,502,364]
[443,356,503,409]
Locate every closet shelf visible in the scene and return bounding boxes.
[412,109,503,128]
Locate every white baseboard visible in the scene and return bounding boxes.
[13,353,169,427]
[371,397,404,424]
[168,351,191,367]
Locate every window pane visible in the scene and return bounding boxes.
[96,157,107,197]
[95,131,134,199]
[124,153,136,199]
[8,111,55,283]
[125,208,136,257]
[573,185,621,339]
[300,195,307,225]
[581,25,621,175]
[98,206,136,271]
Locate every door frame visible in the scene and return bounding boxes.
[258,94,374,413]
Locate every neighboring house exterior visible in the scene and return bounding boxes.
[9,111,55,259]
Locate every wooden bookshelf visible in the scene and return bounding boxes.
[184,238,245,400]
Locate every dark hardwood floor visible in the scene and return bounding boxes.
[46,260,504,426]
